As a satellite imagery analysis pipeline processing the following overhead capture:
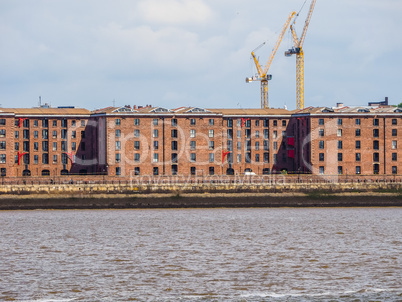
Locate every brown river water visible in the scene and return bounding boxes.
[0,207,401,301]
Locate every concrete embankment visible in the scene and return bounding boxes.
[0,182,401,210]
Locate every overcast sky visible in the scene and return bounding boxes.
[0,0,400,110]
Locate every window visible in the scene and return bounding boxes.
[134,130,140,137]
[34,131,38,139]
[319,129,324,137]
[319,153,324,161]
[264,152,269,163]
[190,118,196,125]
[53,155,57,164]
[356,141,361,149]
[153,129,159,138]
[15,131,19,139]
[208,119,214,126]
[116,167,121,176]
[263,140,269,151]
[255,130,260,138]
[373,119,379,126]
[72,142,76,151]
[237,141,241,149]
[23,130,29,139]
[134,167,140,175]
[392,153,397,161]
[273,142,278,150]
[246,140,251,151]
[392,119,397,125]
[0,141,5,150]
[245,152,251,163]
[71,120,76,127]
[282,120,286,127]
[134,153,140,162]
[190,129,195,138]
[171,165,178,175]
[263,129,269,139]
[191,167,196,175]
[338,153,343,161]
[373,129,379,137]
[227,140,233,151]
[0,154,5,163]
[0,119,5,125]
[81,120,85,127]
[61,129,67,139]
[237,154,241,163]
[227,129,233,139]
[356,153,361,161]
[191,153,196,162]
[338,141,343,149]
[115,141,121,150]
[355,129,361,137]
[319,119,324,125]
[0,130,5,137]
[134,141,140,150]
[34,155,38,164]
[171,129,177,138]
[190,141,196,150]
[81,131,86,139]
[355,119,361,125]
[392,140,397,149]
[255,120,260,127]
[61,119,67,128]
[319,141,324,149]
[374,164,380,174]
[264,119,269,127]
[153,153,159,163]
[115,119,121,126]
[373,153,380,162]
[338,166,343,174]
[115,129,121,138]
[52,130,57,138]
[209,130,214,138]
[171,141,178,150]
[72,131,76,139]
[134,119,140,126]
[153,119,158,126]
[273,131,277,139]
[255,154,260,162]
[153,141,158,150]
[209,141,214,150]
[319,166,324,174]
[23,141,29,152]
[337,118,342,126]
[33,120,38,127]
[237,130,241,138]
[209,153,214,163]
[356,166,361,174]
[209,167,214,175]
[392,166,397,174]
[15,142,19,151]
[255,142,260,150]
[273,120,277,127]
[337,129,342,137]
[273,154,277,164]
[237,119,241,127]
[42,141,48,152]
[42,119,48,128]
[34,142,38,151]
[61,141,67,151]
[227,119,233,127]
[171,153,178,163]
[53,120,57,127]
[42,153,49,164]
[62,154,68,164]
[153,167,159,176]
[53,142,57,151]
[171,119,177,127]
[392,129,397,136]
[373,140,379,150]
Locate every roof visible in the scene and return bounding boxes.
[207,108,295,116]
[0,107,91,116]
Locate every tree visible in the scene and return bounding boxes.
[398,103,402,108]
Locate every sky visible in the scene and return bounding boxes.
[0,0,401,111]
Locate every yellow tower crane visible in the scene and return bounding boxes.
[246,11,296,109]
[285,0,317,110]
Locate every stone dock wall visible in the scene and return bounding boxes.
[0,182,401,210]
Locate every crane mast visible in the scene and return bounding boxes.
[246,11,296,109]
[285,0,317,110]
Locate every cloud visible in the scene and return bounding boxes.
[137,0,213,25]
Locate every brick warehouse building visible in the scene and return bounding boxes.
[0,102,401,178]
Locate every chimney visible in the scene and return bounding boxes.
[336,102,344,108]
[385,97,388,105]
[133,105,137,110]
